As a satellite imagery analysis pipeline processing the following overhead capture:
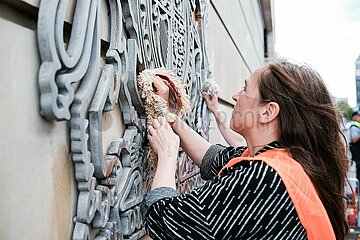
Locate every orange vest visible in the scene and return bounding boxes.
[218,148,335,240]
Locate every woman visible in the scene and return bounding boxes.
[144,61,349,239]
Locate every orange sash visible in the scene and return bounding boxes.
[218,148,335,240]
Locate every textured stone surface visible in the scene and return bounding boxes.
[36,0,210,239]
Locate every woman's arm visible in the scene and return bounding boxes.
[171,117,212,167]
[148,117,212,191]
[148,117,179,190]
[204,94,246,147]
[150,76,212,167]
[211,108,246,147]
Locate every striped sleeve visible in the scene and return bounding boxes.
[200,145,247,180]
[144,160,307,240]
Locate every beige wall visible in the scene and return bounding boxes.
[0,4,76,239]
[207,0,267,145]
[0,0,269,239]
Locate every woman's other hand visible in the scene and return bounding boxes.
[204,93,219,114]
[148,117,180,161]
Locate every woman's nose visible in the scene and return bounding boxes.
[232,93,239,102]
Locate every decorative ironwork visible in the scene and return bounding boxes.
[37,0,210,239]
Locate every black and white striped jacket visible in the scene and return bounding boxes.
[143,142,307,239]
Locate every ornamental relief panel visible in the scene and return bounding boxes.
[37,0,210,239]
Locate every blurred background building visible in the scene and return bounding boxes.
[355,54,360,108]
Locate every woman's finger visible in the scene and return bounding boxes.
[148,125,156,135]
[147,133,152,142]
[153,76,168,93]
[151,118,162,130]
[152,76,170,102]
[158,116,167,126]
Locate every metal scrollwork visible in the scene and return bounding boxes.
[37,0,210,239]
[38,0,99,120]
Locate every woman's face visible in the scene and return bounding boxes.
[230,69,262,135]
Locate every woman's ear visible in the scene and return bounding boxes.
[259,102,280,123]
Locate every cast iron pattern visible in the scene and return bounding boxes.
[37,0,210,239]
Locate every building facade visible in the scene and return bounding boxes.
[355,54,360,107]
[0,0,274,239]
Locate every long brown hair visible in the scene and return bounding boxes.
[258,60,349,239]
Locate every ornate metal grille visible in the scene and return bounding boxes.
[37,0,210,239]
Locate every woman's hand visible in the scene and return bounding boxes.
[204,93,219,114]
[148,117,180,161]
[152,76,170,102]
[148,117,180,190]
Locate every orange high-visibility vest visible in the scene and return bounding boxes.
[218,148,335,240]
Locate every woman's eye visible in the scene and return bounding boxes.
[242,80,247,90]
